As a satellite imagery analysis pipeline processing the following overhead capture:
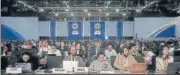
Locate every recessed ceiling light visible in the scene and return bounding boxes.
[71,13,74,16]
[84,9,88,12]
[55,13,58,16]
[39,8,44,12]
[116,9,119,12]
[106,13,109,16]
[88,13,91,16]
[65,9,69,12]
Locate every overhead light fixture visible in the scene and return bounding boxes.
[115,9,119,12]
[122,13,126,16]
[71,13,74,16]
[55,13,58,16]
[99,9,102,12]
[136,9,141,12]
[65,9,69,12]
[106,13,109,16]
[88,13,91,16]
[39,8,44,12]
[84,9,88,12]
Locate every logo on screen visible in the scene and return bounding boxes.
[72,23,79,35]
[94,23,101,35]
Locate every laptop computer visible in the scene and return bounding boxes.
[46,56,63,69]
[166,62,180,74]
[15,63,32,73]
[63,61,78,72]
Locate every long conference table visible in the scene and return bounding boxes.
[1,70,163,75]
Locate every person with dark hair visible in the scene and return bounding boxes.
[129,43,143,63]
[58,41,68,56]
[156,46,173,73]
[63,46,86,67]
[18,52,39,70]
[114,47,137,71]
[89,40,105,57]
[47,44,61,56]
[104,44,117,60]
[75,43,85,58]
[89,53,112,72]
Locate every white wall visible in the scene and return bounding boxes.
[134,17,175,39]
[38,21,50,36]
[1,17,39,40]
[56,22,68,37]
[123,21,134,37]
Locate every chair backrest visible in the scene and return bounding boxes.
[46,56,63,69]
[110,56,116,68]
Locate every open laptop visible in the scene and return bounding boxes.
[46,56,63,69]
[166,62,180,74]
[15,63,32,73]
[63,61,78,72]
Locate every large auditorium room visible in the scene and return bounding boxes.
[1,0,180,74]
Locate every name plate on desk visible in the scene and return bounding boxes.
[52,68,67,73]
[6,68,22,74]
[74,67,88,73]
[100,68,114,74]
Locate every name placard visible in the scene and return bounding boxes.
[52,68,67,74]
[100,68,114,74]
[74,67,88,73]
[6,68,22,74]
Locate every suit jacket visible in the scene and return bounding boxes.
[63,55,86,67]
[114,55,137,70]
[89,46,105,57]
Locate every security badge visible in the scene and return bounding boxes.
[94,23,101,35]
[72,23,79,35]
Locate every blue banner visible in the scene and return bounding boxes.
[90,22,105,40]
[117,21,123,40]
[50,20,56,41]
[68,22,83,40]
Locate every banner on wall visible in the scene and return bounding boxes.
[90,22,105,40]
[68,22,83,40]
[117,21,123,40]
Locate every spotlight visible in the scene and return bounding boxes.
[99,9,102,12]
[136,9,141,12]
[65,9,69,12]
[71,13,74,16]
[106,13,109,16]
[116,9,119,12]
[88,13,91,16]
[55,13,58,16]
[39,8,44,12]
[122,13,126,16]
[84,9,88,12]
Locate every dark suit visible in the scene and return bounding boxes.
[89,46,105,57]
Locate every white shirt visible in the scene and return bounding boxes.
[47,49,61,56]
[38,46,51,56]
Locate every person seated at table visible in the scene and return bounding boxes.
[129,44,144,63]
[38,40,51,58]
[75,42,85,57]
[57,41,68,56]
[21,40,32,49]
[63,46,86,67]
[114,47,137,71]
[18,52,39,70]
[89,53,112,72]
[47,44,61,56]
[156,46,173,73]
[89,40,105,57]
[104,44,117,60]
